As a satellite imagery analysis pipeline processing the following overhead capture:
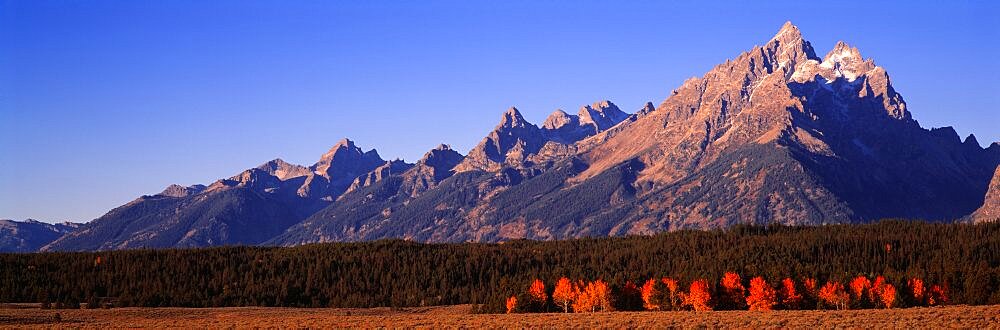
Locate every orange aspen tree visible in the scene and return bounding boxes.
[778,278,802,310]
[908,278,926,305]
[592,280,613,312]
[869,276,886,303]
[879,283,897,308]
[848,276,872,307]
[506,296,517,314]
[818,281,849,310]
[552,277,577,313]
[746,277,777,311]
[641,278,661,310]
[573,280,612,312]
[720,272,747,309]
[572,285,595,313]
[684,279,714,311]
[528,279,547,309]
[663,278,681,311]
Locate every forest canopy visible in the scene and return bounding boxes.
[1,220,998,313]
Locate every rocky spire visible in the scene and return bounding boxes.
[973,166,1000,223]
[766,21,819,71]
[860,66,911,121]
[419,144,464,166]
[820,41,875,81]
[964,134,982,148]
[824,41,863,63]
[312,138,384,179]
[255,158,311,180]
[542,109,578,130]
[540,101,632,144]
[454,106,546,172]
[637,101,656,116]
[578,100,628,131]
[416,144,464,181]
[772,21,801,40]
[316,139,357,169]
[498,107,531,129]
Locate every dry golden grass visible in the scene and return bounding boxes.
[1,304,999,328]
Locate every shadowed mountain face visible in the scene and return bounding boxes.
[23,22,1000,250]
[0,220,79,252]
[42,139,385,251]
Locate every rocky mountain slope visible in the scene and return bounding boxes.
[271,22,998,244]
[0,220,79,252]
[41,139,384,251]
[972,166,1000,223]
[560,23,1000,230]
[22,22,1000,251]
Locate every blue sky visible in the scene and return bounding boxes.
[2,0,998,222]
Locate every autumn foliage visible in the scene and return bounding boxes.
[683,279,713,311]
[640,277,682,311]
[879,283,897,308]
[641,279,661,311]
[506,274,949,313]
[870,276,886,303]
[849,276,872,307]
[572,280,613,313]
[818,281,849,310]
[746,277,777,311]
[528,279,547,308]
[663,278,682,311]
[908,278,925,304]
[719,272,747,310]
[778,278,803,310]
[552,277,577,313]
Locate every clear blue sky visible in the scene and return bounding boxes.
[2,0,998,223]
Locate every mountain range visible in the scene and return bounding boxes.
[10,22,998,252]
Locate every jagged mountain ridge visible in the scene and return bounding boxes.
[560,22,999,228]
[41,139,386,251]
[21,22,1000,250]
[542,101,631,143]
[272,22,998,243]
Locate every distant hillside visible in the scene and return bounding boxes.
[0,220,78,252]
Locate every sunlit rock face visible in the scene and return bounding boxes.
[973,166,1000,223]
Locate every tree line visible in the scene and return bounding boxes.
[504,273,948,313]
[0,221,997,312]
